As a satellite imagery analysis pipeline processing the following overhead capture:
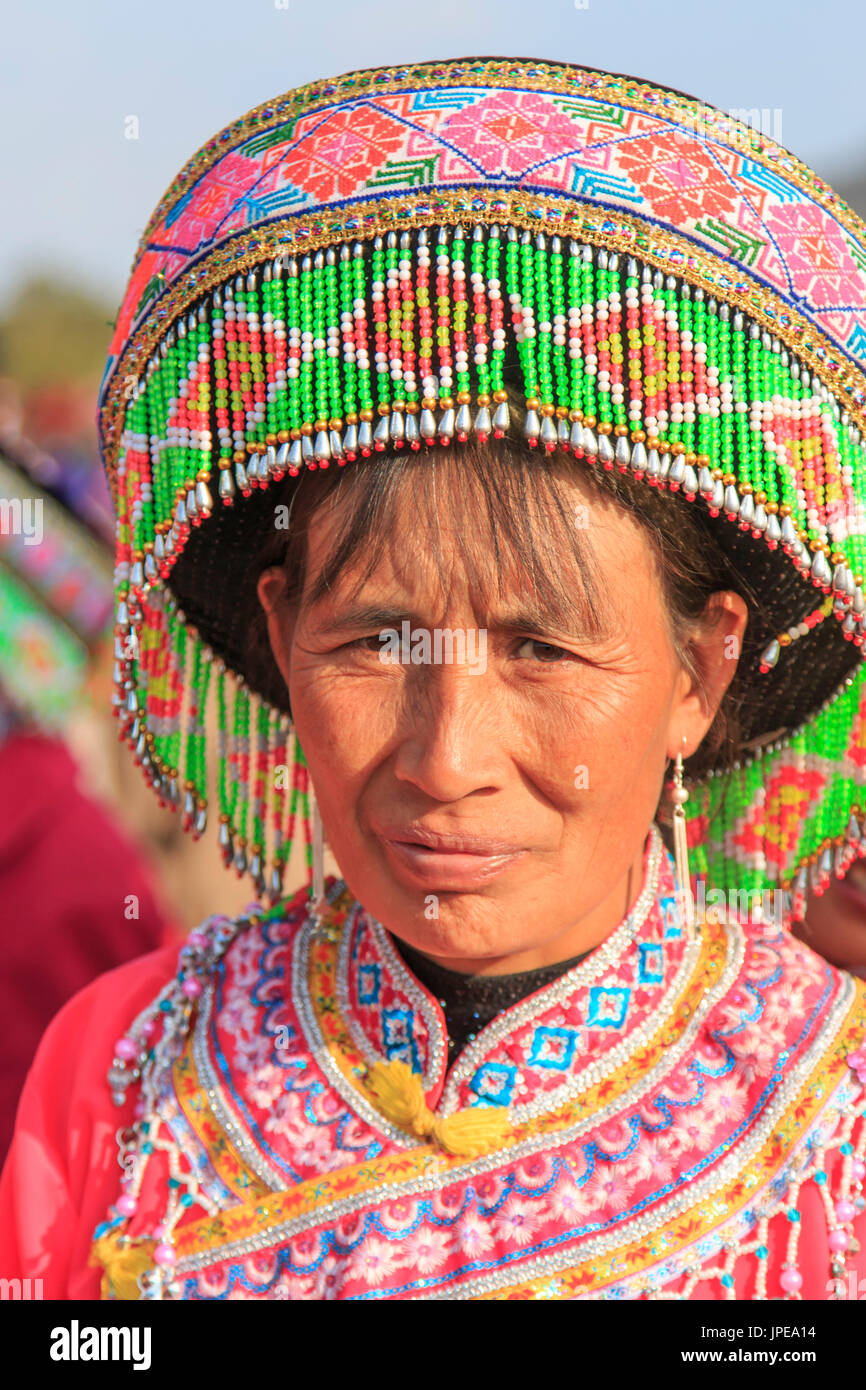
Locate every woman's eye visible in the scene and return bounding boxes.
[347,632,396,653]
[515,638,576,663]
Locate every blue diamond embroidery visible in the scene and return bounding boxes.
[658,894,683,940]
[637,943,664,985]
[382,1007,420,1071]
[357,962,381,1005]
[528,1026,580,1070]
[469,1062,517,1106]
[586,986,631,1029]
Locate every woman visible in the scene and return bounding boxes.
[2,56,866,1301]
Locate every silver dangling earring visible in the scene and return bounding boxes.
[308,780,327,936]
[671,746,696,942]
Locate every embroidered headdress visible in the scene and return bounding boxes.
[98,58,866,914]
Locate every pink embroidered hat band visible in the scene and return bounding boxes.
[96,57,866,911]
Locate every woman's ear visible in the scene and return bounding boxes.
[256,567,295,690]
[668,590,748,759]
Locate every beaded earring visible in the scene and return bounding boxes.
[671,748,696,941]
[308,777,326,934]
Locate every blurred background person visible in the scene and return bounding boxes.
[0,434,169,1161]
[797,854,866,979]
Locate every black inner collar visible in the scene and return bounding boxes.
[391,935,592,1067]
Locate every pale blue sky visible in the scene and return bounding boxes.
[2,0,864,312]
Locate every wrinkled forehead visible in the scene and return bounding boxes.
[297,454,653,633]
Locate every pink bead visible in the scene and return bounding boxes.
[853,1159,866,1181]
[780,1267,802,1293]
[115,1038,138,1062]
[187,930,207,949]
[181,976,203,998]
[116,1193,138,1217]
[141,1019,159,1041]
[133,1100,147,1120]
[152,1223,167,1240]
[836,1199,857,1224]
[153,1242,176,1266]
[828,1229,849,1253]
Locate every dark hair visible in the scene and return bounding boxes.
[247,426,763,780]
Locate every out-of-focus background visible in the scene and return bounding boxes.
[1,0,865,931]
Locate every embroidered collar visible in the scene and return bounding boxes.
[300,824,697,1127]
[391,936,592,1067]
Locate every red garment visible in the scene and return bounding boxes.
[0,948,175,1298]
[0,731,168,1159]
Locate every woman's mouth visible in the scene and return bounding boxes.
[377,825,528,889]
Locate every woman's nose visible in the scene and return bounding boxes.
[391,660,507,802]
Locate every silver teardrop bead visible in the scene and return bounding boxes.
[811,549,831,586]
[761,639,780,669]
[540,415,558,448]
[523,409,541,441]
[780,515,798,547]
[473,405,492,436]
[455,404,472,436]
[598,433,614,466]
[667,455,685,486]
[682,465,699,497]
[438,407,455,439]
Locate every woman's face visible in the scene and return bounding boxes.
[260,463,744,972]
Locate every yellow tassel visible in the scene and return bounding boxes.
[432,1108,510,1158]
[367,1059,508,1158]
[89,1231,155,1301]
